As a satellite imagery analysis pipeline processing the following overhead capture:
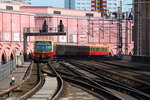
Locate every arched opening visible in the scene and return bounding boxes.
[10,53,14,61]
[2,53,6,64]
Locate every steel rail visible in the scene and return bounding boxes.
[69,59,149,89]
[68,61,150,100]
[58,62,124,100]
[56,69,124,100]
[18,63,44,100]
[85,60,150,89]
[47,63,64,100]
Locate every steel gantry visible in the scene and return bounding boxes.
[23,20,66,60]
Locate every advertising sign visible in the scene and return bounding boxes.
[4,32,11,41]
[13,32,20,41]
[69,35,77,43]
[79,34,87,43]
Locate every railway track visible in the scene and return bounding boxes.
[0,62,62,100]
[46,62,124,100]
[68,58,150,92]
[0,62,36,100]
[18,62,64,100]
[58,59,150,100]
[1,58,149,100]
[6,63,44,100]
[41,62,101,100]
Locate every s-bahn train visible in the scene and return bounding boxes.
[33,40,55,62]
[56,44,109,56]
[33,40,109,62]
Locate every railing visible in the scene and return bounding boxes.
[23,27,67,33]
[0,55,24,82]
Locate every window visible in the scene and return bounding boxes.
[77,7,80,9]
[77,2,80,5]
[103,3,106,5]
[53,11,61,14]
[91,7,95,9]
[108,3,112,5]
[82,7,85,9]
[6,6,13,10]
[86,13,94,17]
[87,7,91,9]
[113,7,116,9]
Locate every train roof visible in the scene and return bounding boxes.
[34,40,53,42]
[56,44,108,47]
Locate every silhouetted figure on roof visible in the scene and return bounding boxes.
[58,20,64,32]
[112,12,117,19]
[128,12,133,20]
[122,12,125,20]
[40,20,48,33]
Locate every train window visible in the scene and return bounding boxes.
[99,48,103,52]
[96,48,99,52]
[104,47,108,51]
[35,41,52,52]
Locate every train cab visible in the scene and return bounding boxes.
[33,40,54,62]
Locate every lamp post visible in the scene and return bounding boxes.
[116,0,123,59]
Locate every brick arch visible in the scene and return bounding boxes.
[11,43,23,55]
[0,43,3,47]
[6,43,11,47]
[15,43,21,47]
[2,43,11,50]
[1,47,13,62]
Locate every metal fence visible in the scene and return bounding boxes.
[0,55,24,81]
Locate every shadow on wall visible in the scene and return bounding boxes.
[2,53,6,64]
[10,53,14,61]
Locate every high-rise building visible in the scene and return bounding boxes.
[22,0,31,5]
[106,0,133,13]
[91,0,107,11]
[64,0,91,11]
[107,0,117,12]
[66,0,107,11]
[21,0,105,11]
[22,0,132,13]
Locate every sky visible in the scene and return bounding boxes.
[31,0,65,7]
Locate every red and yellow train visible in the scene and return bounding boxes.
[33,40,55,62]
[33,40,109,62]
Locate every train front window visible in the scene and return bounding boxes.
[35,41,52,52]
